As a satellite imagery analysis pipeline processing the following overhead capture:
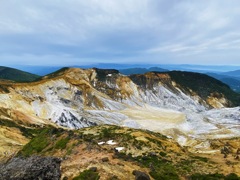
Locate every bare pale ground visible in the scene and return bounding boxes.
[121,105,186,133]
[120,105,240,156]
[122,105,185,122]
[120,105,203,151]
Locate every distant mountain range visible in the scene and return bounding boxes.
[12,64,240,75]
[1,65,240,92]
[222,69,240,77]
[119,67,168,75]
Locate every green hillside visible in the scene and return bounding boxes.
[0,66,40,82]
[168,71,240,107]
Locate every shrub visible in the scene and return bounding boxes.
[225,173,240,180]
[101,128,112,138]
[55,137,70,149]
[73,170,100,180]
[149,162,179,180]
[159,151,167,157]
[190,173,224,180]
[19,128,52,156]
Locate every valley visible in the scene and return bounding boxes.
[0,67,239,179]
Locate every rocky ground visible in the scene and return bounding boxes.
[0,156,61,180]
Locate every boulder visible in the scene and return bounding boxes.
[0,156,61,180]
[132,170,150,180]
[89,167,98,172]
[102,157,109,162]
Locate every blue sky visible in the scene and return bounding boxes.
[1,0,240,66]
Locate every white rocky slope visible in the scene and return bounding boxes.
[0,68,239,150]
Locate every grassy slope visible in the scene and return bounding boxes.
[0,66,40,82]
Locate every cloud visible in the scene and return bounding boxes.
[0,0,240,66]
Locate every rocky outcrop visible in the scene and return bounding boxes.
[132,170,150,180]
[0,156,61,180]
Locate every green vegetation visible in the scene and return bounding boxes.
[130,71,240,106]
[146,136,162,146]
[220,77,240,93]
[225,173,240,180]
[114,152,179,180]
[190,173,240,180]
[0,66,40,82]
[137,156,179,180]
[192,156,208,163]
[159,151,167,157]
[100,127,114,138]
[167,71,240,106]
[94,68,119,81]
[18,127,72,156]
[143,130,168,140]
[190,173,224,180]
[54,137,70,149]
[19,128,53,156]
[73,170,100,180]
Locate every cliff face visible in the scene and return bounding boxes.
[0,68,239,153]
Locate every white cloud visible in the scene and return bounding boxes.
[1,0,240,66]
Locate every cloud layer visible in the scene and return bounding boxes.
[1,0,240,66]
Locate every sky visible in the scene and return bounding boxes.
[1,0,240,66]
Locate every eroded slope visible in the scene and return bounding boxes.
[0,67,239,150]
